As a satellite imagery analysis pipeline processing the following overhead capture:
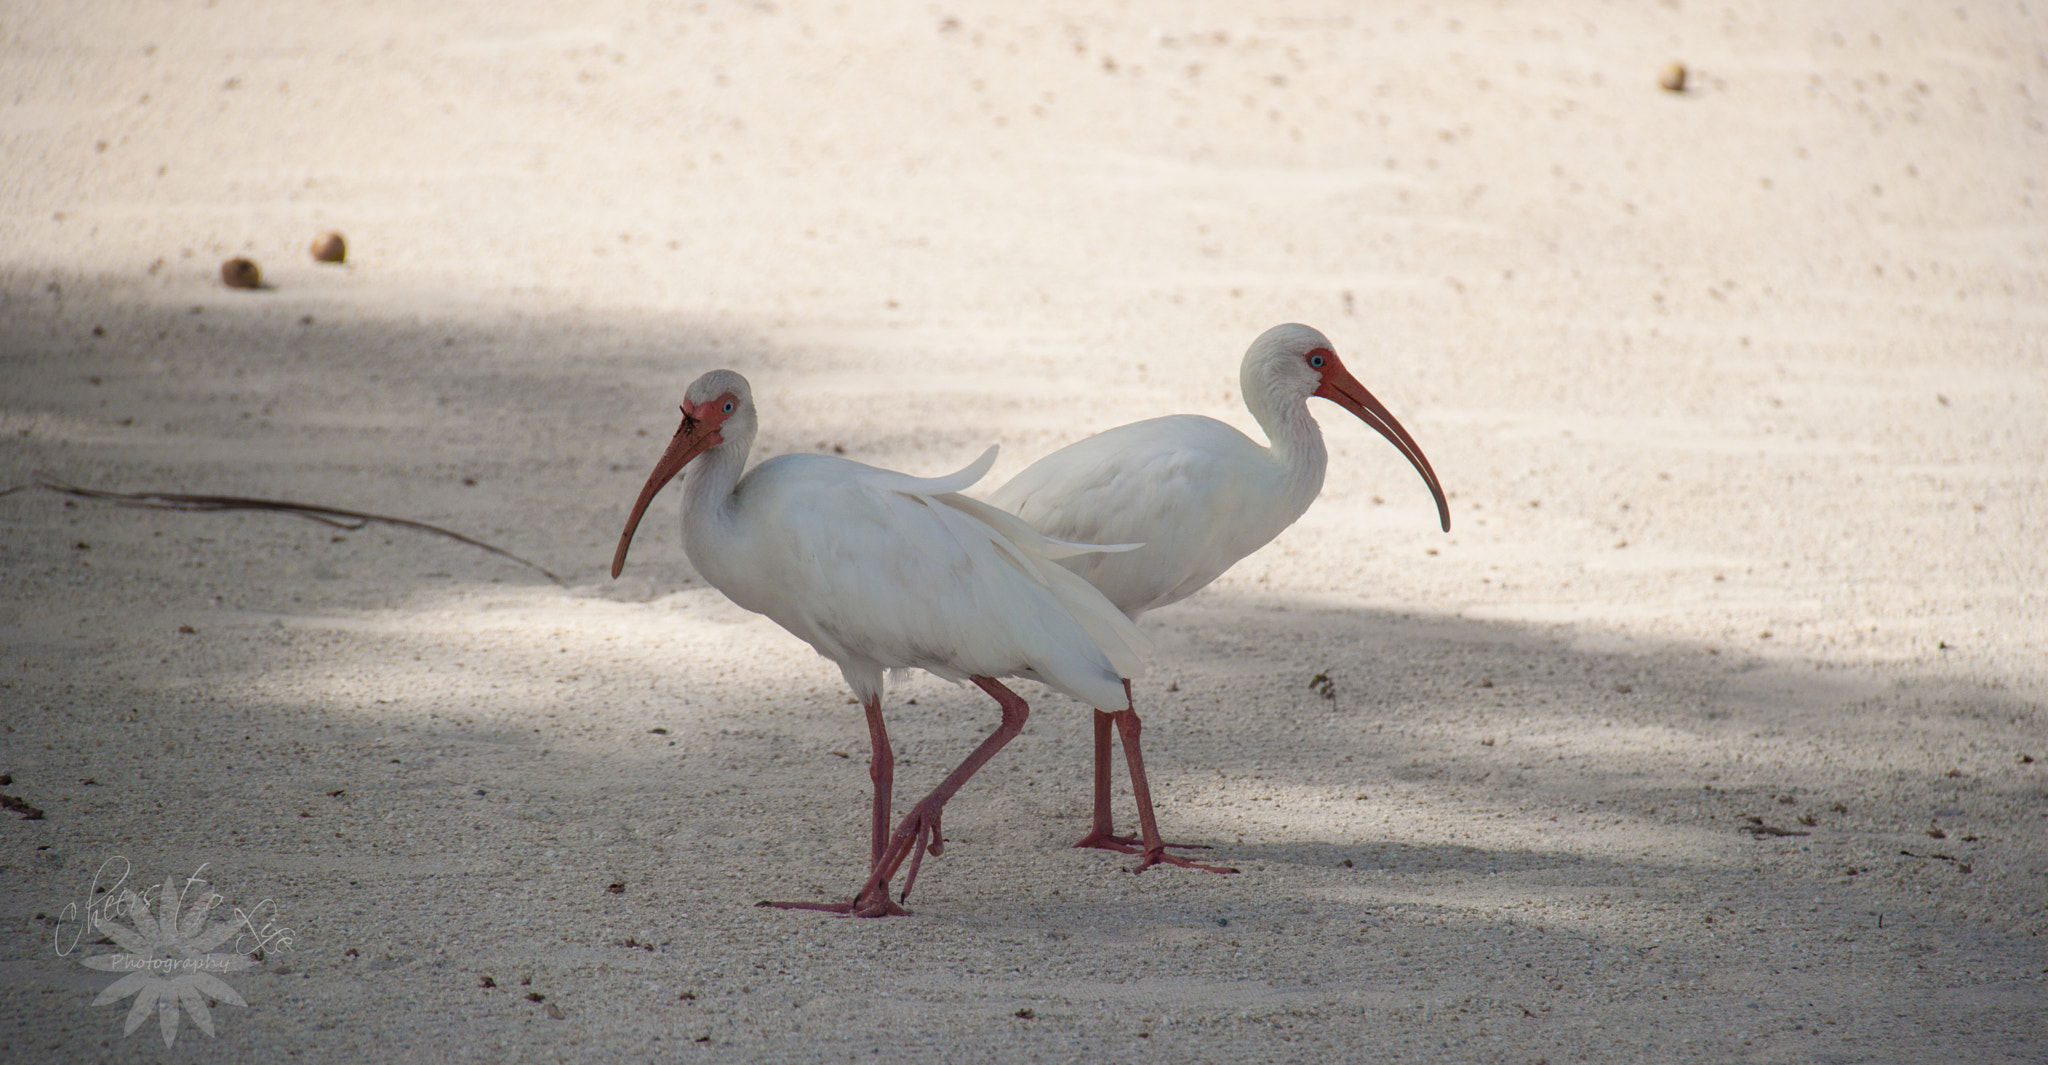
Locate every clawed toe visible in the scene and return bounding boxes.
[847,893,910,918]
[759,889,910,918]
[1071,829,1143,855]
[1074,828,1216,856]
[1130,849,1237,876]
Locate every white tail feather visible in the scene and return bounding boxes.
[935,492,1151,684]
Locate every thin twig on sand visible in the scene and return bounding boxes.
[2,474,564,585]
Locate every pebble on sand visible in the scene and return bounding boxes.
[1659,60,1688,93]
[220,256,262,289]
[310,230,347,263]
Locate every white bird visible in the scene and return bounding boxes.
[987,323,1449,862]
[611,369,1159,917]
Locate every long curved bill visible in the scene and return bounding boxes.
[1316,366,1452,532]
[610,414,720,579]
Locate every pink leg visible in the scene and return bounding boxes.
[862,696,892,868]
[1071,705,1135,853]
[1071,682,1216,859]
[1110,708,1233,875]
[762,695,900,915]
[849,677,1032,913]
[775,677,1032,918]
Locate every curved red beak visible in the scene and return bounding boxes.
[611,412,722,579]
[1313,356,1451,532]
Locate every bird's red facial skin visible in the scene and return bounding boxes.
[610,393,736,579]
[1305,347,1357,410]
[1307,349,1454,534]
[680,393,739,435]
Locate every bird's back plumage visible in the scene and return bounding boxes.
[986,414,1315,617]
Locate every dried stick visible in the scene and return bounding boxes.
[2,474,563,585]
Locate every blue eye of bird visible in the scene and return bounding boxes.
[1309,354,1325,368]
[723,401,734,413]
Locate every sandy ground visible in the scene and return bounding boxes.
[3,1,2045,1061]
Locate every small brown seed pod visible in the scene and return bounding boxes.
[309,230,347,263]
[221,257,262,289]
[1659,61,1688,93]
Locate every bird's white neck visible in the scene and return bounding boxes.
[679,431,752,549]
[1247,385,1331,529]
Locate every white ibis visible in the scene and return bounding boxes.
[611,369,1158,917]
[987,323,1449,862]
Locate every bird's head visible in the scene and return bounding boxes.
[611,369,755,579]
[1244,324,1451,533]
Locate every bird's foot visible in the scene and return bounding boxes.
[777,802,945,918]
[887,803,945,902]
[758,887,910,919]
[1128,846,1237,876]
[766,786,962,918]
[758,848,918,919]
[847,890,911,918]
[1070,828,1141,855]
[1072,828,1212,855]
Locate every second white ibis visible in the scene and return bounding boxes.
[987,323,1450,860]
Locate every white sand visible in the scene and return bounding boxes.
[3,2,2043,1061]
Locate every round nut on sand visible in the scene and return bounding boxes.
[221,257,262,289]
[309,231,347,263]
[1659,61,1687,93]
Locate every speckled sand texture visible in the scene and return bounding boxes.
[2,2,2043,1062]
